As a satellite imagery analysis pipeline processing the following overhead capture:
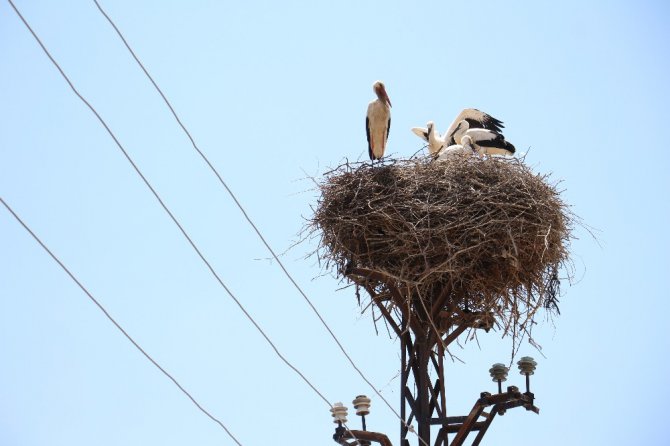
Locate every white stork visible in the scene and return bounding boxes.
[435,140,475,161]
[443,108,505,146]
[452,120,516,156]
[412,109,514,157]
[411,121,447,155]
[412,119,515,159]
[366,81,392,162]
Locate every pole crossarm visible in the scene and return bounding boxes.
[336,429,394,446]
[449,386,539,446]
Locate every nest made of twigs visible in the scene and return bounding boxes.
[308,155,574,343]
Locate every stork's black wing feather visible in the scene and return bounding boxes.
[476,135,515,154]
[366,117,373,160]
[465,113,505,133]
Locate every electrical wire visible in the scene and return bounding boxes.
[8,1,427,442]
[90,3,427,442]
[5,3,366,444]
[6,0,335,406]
[0,208,363,446]
[0,197,244,446]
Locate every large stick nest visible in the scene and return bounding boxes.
[309,155,574,343]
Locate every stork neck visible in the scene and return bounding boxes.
[428,126,437,141]
[454,120,470,142]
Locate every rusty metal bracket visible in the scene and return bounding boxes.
[449,386,539,446]
[334,427,394,446]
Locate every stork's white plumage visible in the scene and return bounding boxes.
[444,109,505,146]
[411,121,446,155]
[454,121,516,156]
[366,81,392,161]
[413,118,515,158]
[435,140,474,161]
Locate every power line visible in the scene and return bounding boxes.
[90,1,420,437]
[5,0,346,431]
[0,197,244,446]
[8,1,422,442]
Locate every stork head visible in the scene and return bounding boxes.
[373,81,392,108]
[452,120,470,142]
[461,135,479,156]
[461,134,474,149]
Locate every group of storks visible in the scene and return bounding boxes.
[365,80,516,163]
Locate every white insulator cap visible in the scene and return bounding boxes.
[489,363,509,382]
[330,402,348,423]
[517,356,537,375]
[353,395,371,416]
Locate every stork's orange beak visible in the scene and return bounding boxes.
[382,89,392,108]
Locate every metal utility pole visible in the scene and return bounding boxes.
[335,268,539,446]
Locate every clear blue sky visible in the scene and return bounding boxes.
[1,1,669,445]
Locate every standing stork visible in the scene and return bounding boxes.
[366,81,392,163]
